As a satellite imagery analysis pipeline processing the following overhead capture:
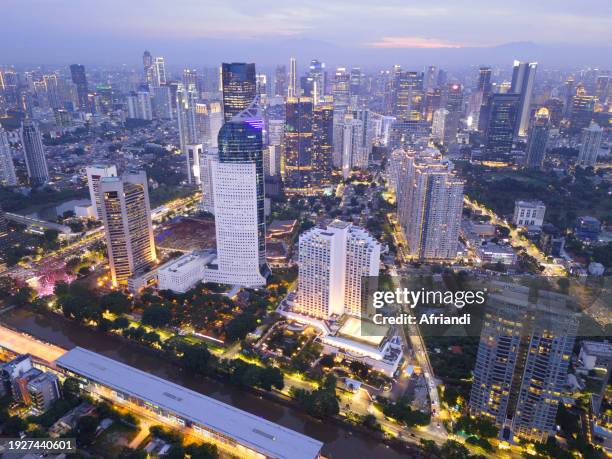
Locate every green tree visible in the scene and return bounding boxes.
[181,344,212,374]
[141,304,172,327]
[75,415,99,446]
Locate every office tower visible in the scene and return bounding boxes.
[484,93,520,157]
[183,68,198,89]
[85,164,118,219]
[470,67,492,129]
[221,63,256,122]
[394,71,424,121]
[510,61,537,137]
[151,85,173,120]
[525,108,550,170]
[443,83,463,145]
[352,108,373,163]
[423,88,442,122]
[176,88,199,155]
[207,102,224,149]
[309,60,326,104]
[264,144,282,178]
[288,57,297,98]
[0,204,8,259]
[143,51,153,83]
[469,285,578,444]
[151,57,166,88]
[562,75,575,116]
[570,85,596,132]
[185,144,203,185]
[424,65,437,91]
[333,68,350,109]
[20,119,49,187]
[595,75,609,103]
[284,97,313,192]
[126,90,153,120]
[100,171,156,287]
[396,148,464,260]
[577,121,604,167]
[274,65,287,97]
[199,148,218,214]
[341,117,365,179]
[312,100,334,185]
[431,108,449,144]
[43,74,61,109]
[268,119,284,146]
[478,66,493,96]
[212,98,268,286]
[0,127,17,186]
[295,220,380,320]
[349,67,362,97]
[256,73,268,96]
[69,64,89,111]
[300,76,314,97]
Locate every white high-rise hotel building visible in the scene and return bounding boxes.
[295,220,381,320]
[395,148,464,261]
[86,164,118,219]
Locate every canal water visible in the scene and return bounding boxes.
[1,309,414,459]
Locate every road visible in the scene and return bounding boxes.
[0,323,66,362]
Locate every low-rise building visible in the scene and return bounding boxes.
[476,242,517,265]
[513,200,546,229]
[157,251,215,293]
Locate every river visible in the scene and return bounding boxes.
[1,309,416,459]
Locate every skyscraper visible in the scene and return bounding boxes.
[312,100,334,185]
[185,144,203,185]
[0,126,17,186]
[199,148,218,215]
[221,63,256,122]
[308,60,326,104]
[525,108,550,170]
[332,68,350,110]
[126,90,153,120]
[20,119,49,186]
[212,98,268,287]
[484,93,521,157]
[85,164,118,219]
[341,117,365,179]
[577,121,604,167]
[570,85,596,132]
[274,65,287,97]
[288,57,297,98]
[396,148,464,260]
[151,57,166,87]
[69,64,89,112]
[443,83,463,145]
[394,71,424,121]
[284,96,313,192]
[100,171,156,287]
[469,284,578,444]
[0,205,9,258]
[431,108,449,145]
[510,61,537,137]
[142,51,153,83]
[295,220,380,320]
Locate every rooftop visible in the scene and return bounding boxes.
[55,347,323,459]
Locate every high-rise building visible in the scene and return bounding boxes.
[142,51,153,83]
[577,121,604,167]
[152,57,166,88]
[221,63,256,122]
[309,60,326,104]
[341,117,365,179]
[20,119,49,186]
[0,205,9,258]
[595,75,610,103]
[394,71,424,121]
[431,108,449,145]
[85,164,118,219]
[525,108,550,170]
[176,88,199,155]
[424,65,437,91]
[570,85,596,132]
[312,100,334,185]
[0,126,17,186]
[274,65,287,97]
[211,98,269,287]
[510,61,537,137]
[151,85,173,120]
[100,171,156,287]
[396,148,463,260]
[469,284,578,443]
[484,93,520,157]
[333,68,350,110]
[284,97,313,192]
[126,90,153,120]
[185,144,203,185]
[199,148,218,214]
[443,83,463,145]
[69,64,89,112]
[288,57,297,98]
[295,220,380,320]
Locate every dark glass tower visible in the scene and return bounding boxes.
[284,97,313,191]
[20,119,49,186]
[221,63,256,122]
[484,93,520,157]
[217,100,268,278]
[525,108,550,170]
[69,64,89,112]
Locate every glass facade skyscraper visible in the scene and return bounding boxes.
[221,63,256,122]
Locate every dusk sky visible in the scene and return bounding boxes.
[2,0,612,67]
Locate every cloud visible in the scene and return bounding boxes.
[365,36,465,49]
